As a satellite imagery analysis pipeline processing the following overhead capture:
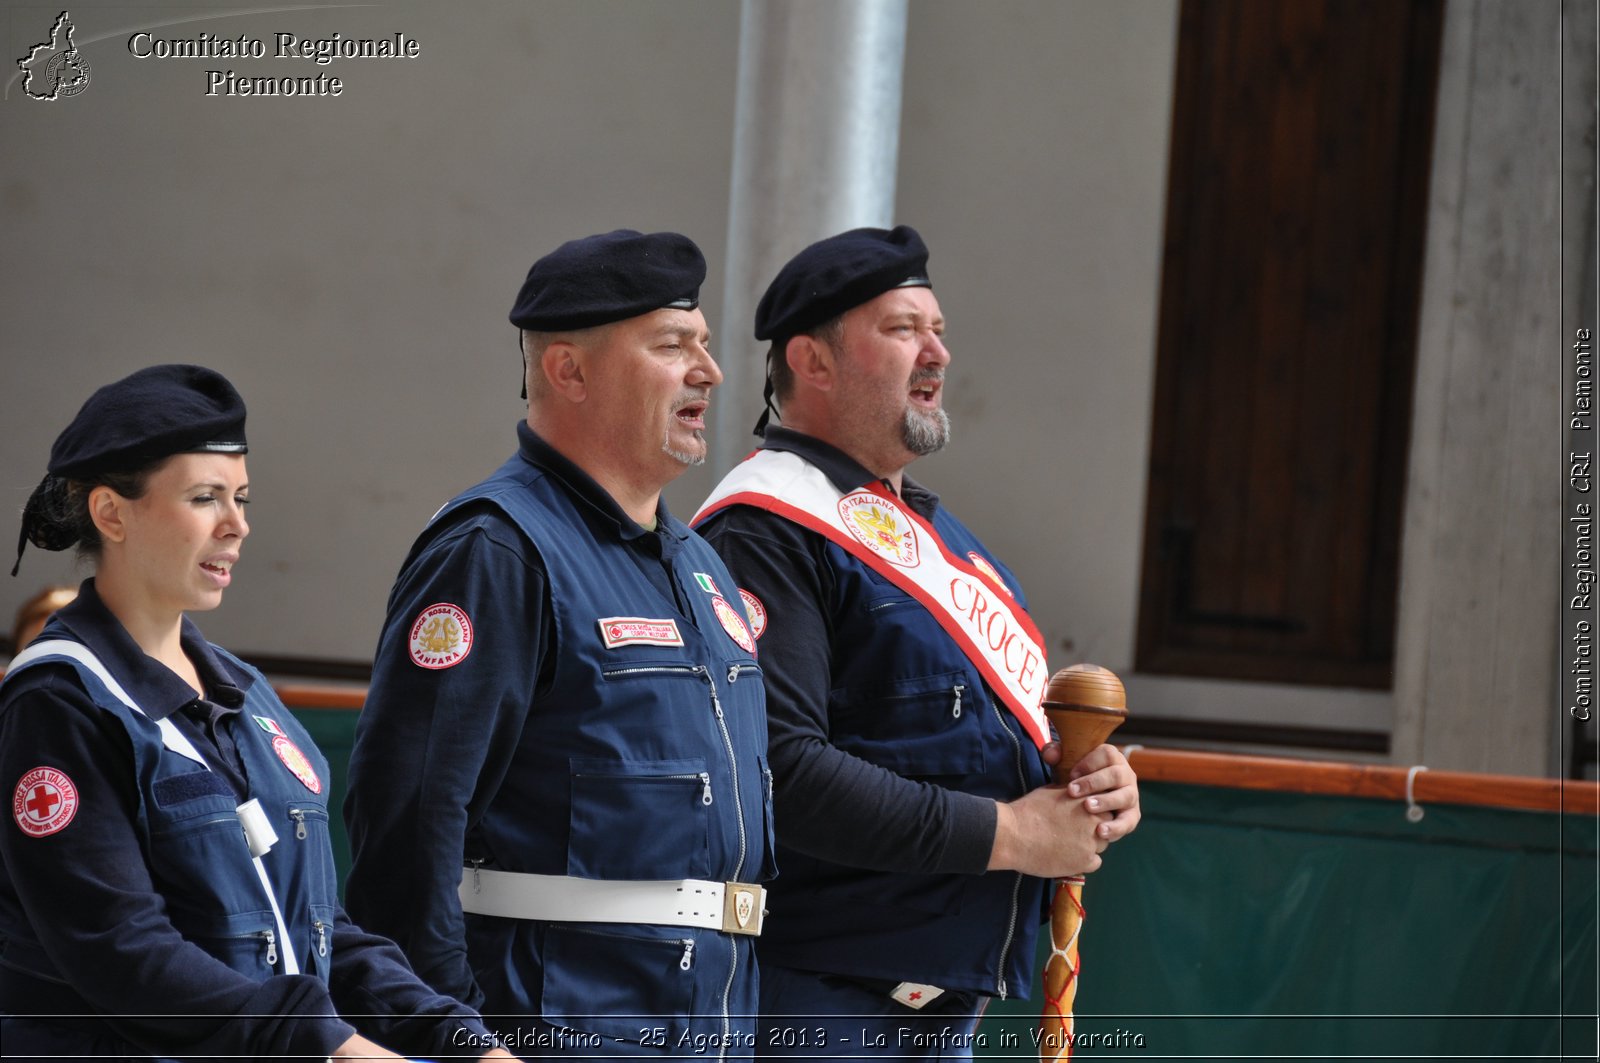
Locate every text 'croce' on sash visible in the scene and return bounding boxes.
[695,450,1050,750]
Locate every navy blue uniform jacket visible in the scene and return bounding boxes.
[0,580,491,1060]
[344,423,774,1052]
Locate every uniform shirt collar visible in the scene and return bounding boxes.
[38,578,254,721]
[515,421,691,543]
[759,425,941,520]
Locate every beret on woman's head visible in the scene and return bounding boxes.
[47,364,247,478]
[13,364,248,575]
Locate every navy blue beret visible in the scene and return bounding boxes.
[753,225,931,342]
[47,364,248,479]
[509,229,706,331]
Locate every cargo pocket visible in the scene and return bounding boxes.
[567,757,712,879]
[281,802,339,911]
[829,670,986,776]
[541,924,697,1044]
[151,803,285,975]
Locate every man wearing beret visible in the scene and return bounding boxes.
[345,231,775,1057]
[693,226,1140,1057]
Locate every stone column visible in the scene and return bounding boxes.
[1391,0,1568,775]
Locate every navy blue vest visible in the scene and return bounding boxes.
[0,644,339,988]
[746,502,1053,999]
[438,453,774,1050]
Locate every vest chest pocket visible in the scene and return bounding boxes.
[279,802,340,914]
[829,670,987,777]
[567,757,712,879]
[147,806,264,916]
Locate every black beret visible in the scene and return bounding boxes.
[47,364,248,479]
[753,225,931,342]
[509,229,706,332]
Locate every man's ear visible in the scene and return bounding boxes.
[541,339,589,402]
[88,485,128,545]
[786,333,836,392]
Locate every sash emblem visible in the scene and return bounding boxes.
[838,492,919,568]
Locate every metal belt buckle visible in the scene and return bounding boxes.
[721,881,766,935]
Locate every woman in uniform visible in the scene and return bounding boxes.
[0,365,513,1061]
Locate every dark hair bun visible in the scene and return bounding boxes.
[20,475,85,553]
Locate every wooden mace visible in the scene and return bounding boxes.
[1037,664,1127,1062]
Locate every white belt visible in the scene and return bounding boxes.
[458,867,766,936]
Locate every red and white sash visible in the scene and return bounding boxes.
[695,450,1050,750]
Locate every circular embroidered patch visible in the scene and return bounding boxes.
[272,735,323,794]
[409,602,473,670]
[711,595,756,654]
[738,588,768,640]
[12,766,78,838]
[966,552,1014,598]
[838,491,919,568]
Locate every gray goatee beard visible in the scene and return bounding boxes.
[901,406,950,456]
[663,431,708,466]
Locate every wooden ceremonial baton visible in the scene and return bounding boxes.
[1037,664,1127,1062]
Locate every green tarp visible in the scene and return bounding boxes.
[978,782,1598,1061]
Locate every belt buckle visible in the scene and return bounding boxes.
[721,881,765,935]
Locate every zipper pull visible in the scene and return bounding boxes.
[290,808,307,840]
[763,764,774,803]
[261,929,278,968]
[952,684,965,719]
[679,939,695,971]
[728,664,740,683]
[698,772,713,806]
[693,664,725,717]
[314,920,328,957]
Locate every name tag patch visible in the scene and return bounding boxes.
[599,617,684,649]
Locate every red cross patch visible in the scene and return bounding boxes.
[12,766,79,838]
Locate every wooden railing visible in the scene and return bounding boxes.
[277,682,366,711]
[276,681,1600,817]
[1124,746,1600,816]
